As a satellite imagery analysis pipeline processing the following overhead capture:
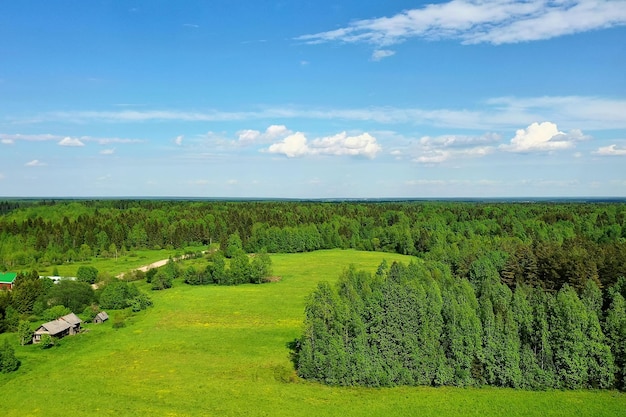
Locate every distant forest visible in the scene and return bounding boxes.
[1,199,625,290]
[1,199,625,389]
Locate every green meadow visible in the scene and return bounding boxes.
[36,246,206,278]
[1,249,624,417]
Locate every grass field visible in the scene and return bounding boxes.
[1,249,624,417]
[36,246,206,278]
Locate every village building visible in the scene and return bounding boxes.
[32,312,83,343]
[93,311,109,324]
[0,272,17,290]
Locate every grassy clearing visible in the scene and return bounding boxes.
[1,249,624,416]
[36,246,206,278]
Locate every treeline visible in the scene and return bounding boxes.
[293,259,626,390]
[1,200,625,290]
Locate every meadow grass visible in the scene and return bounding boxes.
[36,246,206,278]
[1,249,624,417]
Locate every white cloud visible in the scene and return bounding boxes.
[183,23,199,28]
[237,125,290,144]
[0,133,58,142]
[419,133,501,148]
[371,49,396,61]
[100,148,116,155]
[267,132,309,157]
[15,95,626,130]
[0,173,4,180]
[500,122,588,152]
[268,131,382,159]
[296,0,626,49]
[594,144,626,156]
[409,132,498,164]
[174,135,184,146]
[58,136,85,147]
[25,159,45,167]
[415,150,451,164]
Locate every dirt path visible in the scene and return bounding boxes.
[116,250,209,279]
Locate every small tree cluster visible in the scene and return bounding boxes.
[76,266,99,284]
[183,250,273,286]
[98,280,151,312]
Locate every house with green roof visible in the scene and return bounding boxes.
[0,272,17,290]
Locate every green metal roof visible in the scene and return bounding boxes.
[0,272,17,284]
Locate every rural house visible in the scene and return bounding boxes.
[93,311,109,324]
[32,313,83,343]
[0,272,17,290]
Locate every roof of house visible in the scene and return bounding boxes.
[60,313,82,326]
[35,319,72,335]
[0,272,17,284]
[95,311,109,321]
[34,312,82,336]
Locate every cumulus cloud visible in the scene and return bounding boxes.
[500,122,588,152]
[1,139,13,145]
[174,135,184,146]
[58,136,85,147]
[238,125,290,144]
[100,148,116,155]
[25,159,45,167]
[594,144,626,156]
[267,131,382,159]
[296,0,626,49]
[371,49,396,61]
[267,132,309,157]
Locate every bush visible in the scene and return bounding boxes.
[77,266,99,284]
[151,270,173,290]
[0,340,20,372]
[39,334,54,349]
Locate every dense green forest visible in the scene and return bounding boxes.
[1,199,625,289]
[0,199,625,388]
[293,260,626,390]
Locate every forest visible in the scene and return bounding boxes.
[0,199,625,389]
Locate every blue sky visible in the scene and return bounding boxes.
[1,0,625,198]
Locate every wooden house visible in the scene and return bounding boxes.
[0,272,17,290]
[32,312,83,343]
[93,311,109,324]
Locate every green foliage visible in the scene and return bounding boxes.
[76,266,99,284]
[39,333,54,349]
[81,304,99,322]
[45,280,95,313]
[295,259,618,390]
[17,320,32,346]
[224,233,243,258]
[130,293,153,312]
[151,270,173,290]
[42,305,71,322]
[0,340,20,372]
[99,281,139,309]
[250,250,273,284]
